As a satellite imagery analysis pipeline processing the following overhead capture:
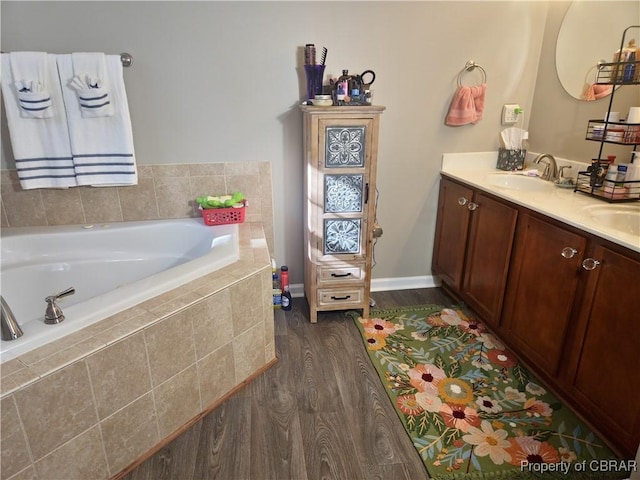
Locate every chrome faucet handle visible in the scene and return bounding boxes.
[45,287,76,303]
[558,165,572,179]
[44,287,75,324]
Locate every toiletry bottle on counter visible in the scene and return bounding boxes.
[280,265,292,311]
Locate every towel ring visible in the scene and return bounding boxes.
[457,60,487,86]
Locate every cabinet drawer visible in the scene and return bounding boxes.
[317,287,365,307]
[318,264,365,284]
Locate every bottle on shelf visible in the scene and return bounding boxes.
[280,265,292,311]
[336,70,350,104]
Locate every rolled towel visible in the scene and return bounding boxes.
[68,53,114,118]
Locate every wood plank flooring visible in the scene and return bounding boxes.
[122,288,455,480]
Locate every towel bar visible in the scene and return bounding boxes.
[457,60,486,86]
[1,51,133,67]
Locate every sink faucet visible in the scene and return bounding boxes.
[1,295,23,341]
[533,154,558,181]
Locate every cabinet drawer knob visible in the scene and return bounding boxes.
[582,258,601,271]
[561,247,578,259]
[331,272,352,278]
[458,197,468,206]
[331,295,352,301]
[467,202,478,211]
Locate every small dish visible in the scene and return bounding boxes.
[312,96,333,107]
[554,180,575,189]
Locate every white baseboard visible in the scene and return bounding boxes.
[289,276,441,298]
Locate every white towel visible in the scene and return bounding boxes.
[58,53,137,186]
[69,52,114,118]
[1,52,77,189]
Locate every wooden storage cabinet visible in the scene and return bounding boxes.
[432,177,517,328]
[433,175,640,457]
[301,106,385,323]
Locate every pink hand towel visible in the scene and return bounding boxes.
[583,83,612,101]
[445,83,486,126]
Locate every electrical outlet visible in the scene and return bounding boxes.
[502,104,521,125]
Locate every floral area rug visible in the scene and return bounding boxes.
[349,305,632,480]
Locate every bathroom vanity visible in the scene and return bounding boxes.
[433,153,640,458]
[300,105,385,323]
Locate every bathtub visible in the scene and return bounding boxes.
[0,218,239,362]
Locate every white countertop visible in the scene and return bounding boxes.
[441,152,640,253]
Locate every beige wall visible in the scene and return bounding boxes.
[2,1,549,285]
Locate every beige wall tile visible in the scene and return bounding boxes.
[197,343,236,410]
[154,176,193,219]
[0,187,46,227]
[40,189,85,225]
[151,164,190,178]
[230,274,264,336]
[34,427,108,480]
[86,332,152,420]
[80,187,124,223]
[144,310,196,386]
[14,361,97,460]
[1,396,32,479]
[154,365,201,438]
[189,175,227,202]
[192,290,233,360]
[5,466,37,480]
[224,162,260,176]
[188,163,225,176]
[233,322,266,384]
[118,178,159,222]
[100,393,159,475]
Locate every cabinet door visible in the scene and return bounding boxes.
[316,119,373,262]
[462,192,517,328]
[432,178,474,290]
[502,214,586,377]
[568,246,640,457]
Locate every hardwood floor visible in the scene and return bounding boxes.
[122,288,455,480]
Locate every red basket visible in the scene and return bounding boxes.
[200,201,247,226]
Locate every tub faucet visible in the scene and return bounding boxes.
[44,287,76,324]
[533,153,558,181]
[1,295,23,341]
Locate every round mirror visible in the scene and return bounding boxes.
[556,1,639,101]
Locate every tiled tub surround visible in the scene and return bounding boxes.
[0,222,275,480]
[0,161,275,256]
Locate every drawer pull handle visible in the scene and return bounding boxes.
[582,258,601,271]
[467,202,478,211]
[561,247,578,259]
[458,197,468,206]
[331,295,352,301]
[331,272,353,278]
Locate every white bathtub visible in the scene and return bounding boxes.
[0,218,239,362]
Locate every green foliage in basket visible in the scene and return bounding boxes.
[196,192,245,209]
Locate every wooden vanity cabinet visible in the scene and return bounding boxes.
[301,106,385,323]
[432,177,517,328]
[563,243,640,456]
[433,175,640,457]
[501,213,587,379]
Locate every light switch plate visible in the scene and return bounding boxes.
[502,104,521,125]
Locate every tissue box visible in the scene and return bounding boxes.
[497,148,526,171]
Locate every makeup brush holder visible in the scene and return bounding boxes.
[304,64,326,100]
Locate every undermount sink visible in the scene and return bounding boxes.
[582,205,640,236]
[485,173,552,192]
